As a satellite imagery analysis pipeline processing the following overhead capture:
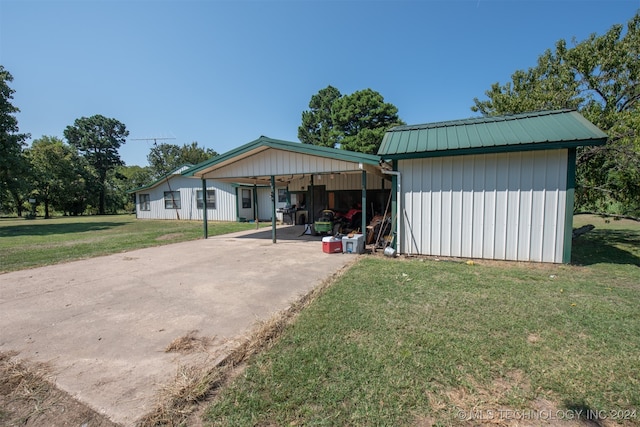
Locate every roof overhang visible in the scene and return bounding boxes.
[183,136,384,185]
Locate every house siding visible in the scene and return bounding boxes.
[400,149,567,263]
[135,176,237,221]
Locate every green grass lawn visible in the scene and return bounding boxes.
[0,215,263,273]
[1,214,638,426]
[204,215,640,426]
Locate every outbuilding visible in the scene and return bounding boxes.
[378,110,608,263]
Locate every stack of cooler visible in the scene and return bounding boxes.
[322,236,342,253]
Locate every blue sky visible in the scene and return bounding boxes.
[1,0,638,167]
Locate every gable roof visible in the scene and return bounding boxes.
[183,136,381,178]
[378,110,608,160]
[129,164,193,193]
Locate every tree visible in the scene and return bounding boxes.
[298,85,342,148]
[331,89,404,154]
[64,115,129,215]
[299,87,404,154]
[472,12,640,216]
[0,66,30,213]
[27,136,87,218]
[147,141,217,178]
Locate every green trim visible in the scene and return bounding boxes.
[391,161,398,251]
[380,139,607,161]
[563,148,577,263]
[235,187,240,221]
[271,176,276,243]
[309,175,314,223]
[253,184,258,222]
[183,136,381,177]
[202,178,208,239]
[361,170,367,234]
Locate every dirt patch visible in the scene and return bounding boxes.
[0,352,118,427]
[155,233,184,241]
[418,370,627,426]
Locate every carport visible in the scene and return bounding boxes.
[183,136,386,242]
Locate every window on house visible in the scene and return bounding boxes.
[242,189,251,209]
[196,190,216,209]
[139,194,150,211]
[164,191,181,209]
[278,188,287,203]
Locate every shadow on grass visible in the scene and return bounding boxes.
[0,221,127,238]
[564,400,608,425]
[572,229,640,267]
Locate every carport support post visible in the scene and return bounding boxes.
[253,183,259,229]
[361,170,367,235]
[271,175,277,243]
[202,178,208,239]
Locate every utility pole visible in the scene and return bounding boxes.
[130,136,180,219]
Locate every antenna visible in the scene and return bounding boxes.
[130,136,176,146]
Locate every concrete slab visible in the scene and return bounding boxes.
[0,225,357,426]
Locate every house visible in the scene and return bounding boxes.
[134,138,390,230]
[132,165,238,221]
[377,110,608,263]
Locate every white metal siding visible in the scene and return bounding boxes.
[135,177,237,221]
[400,149,567,263]
[202,150,366,180]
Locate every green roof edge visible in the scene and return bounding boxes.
[183,136,381,177]
[379,138,607,160]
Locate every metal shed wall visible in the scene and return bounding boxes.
[400,149,568,263]
[135,176,237,221]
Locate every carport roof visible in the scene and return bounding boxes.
[182,136,381,178]
[378,109,608,160]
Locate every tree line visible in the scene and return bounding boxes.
[1,11,638,218]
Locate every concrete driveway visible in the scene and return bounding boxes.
[0,225,356,426]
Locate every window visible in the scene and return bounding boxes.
[139,194,150,211]
[278,188,287,203]
[242,189,251,209]
[196,190,216,209]
[164,191,181,209]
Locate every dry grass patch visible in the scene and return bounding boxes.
[0,352,117,427]
[165,330,214,354]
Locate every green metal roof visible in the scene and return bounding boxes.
[128,164,193,193]
[183,135,381,177]
[378,110,608,160]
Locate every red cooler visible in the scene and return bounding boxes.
[322,236,342,253]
